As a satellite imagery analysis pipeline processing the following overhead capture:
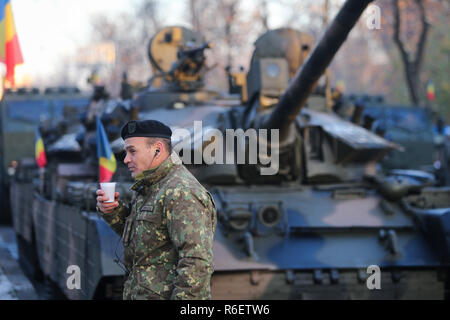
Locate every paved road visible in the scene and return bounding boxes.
[0,225,38,300]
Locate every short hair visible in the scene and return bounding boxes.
[145,137,172,154]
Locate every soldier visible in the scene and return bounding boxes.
[96,119,217,300]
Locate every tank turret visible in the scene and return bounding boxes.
[169,0,396,185]
[133,26,223,112]
[261,0,375,136]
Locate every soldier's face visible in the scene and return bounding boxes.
[123,137,157,178]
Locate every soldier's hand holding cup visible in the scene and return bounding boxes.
[96,182,119,213]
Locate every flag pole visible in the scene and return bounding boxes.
[39,167,45,194]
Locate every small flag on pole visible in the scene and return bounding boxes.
[426,81,435,102]
[0,0,24,87]
[35,128,47,168]
[96,117,116,182]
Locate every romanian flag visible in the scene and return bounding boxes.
[426,81,435,102]
[0,0,24,87]
[96,117,116,182]
[35,128,47,168]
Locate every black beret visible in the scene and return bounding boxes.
[121,120,172,140]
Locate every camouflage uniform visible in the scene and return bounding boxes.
[99,155,217,300]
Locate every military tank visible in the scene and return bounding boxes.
[0,87,89,224]
[11,0,450,300]
[162,0,450,299]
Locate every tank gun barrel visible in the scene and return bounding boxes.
[263,0,374,137]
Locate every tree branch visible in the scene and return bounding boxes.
[392,0,410,65]
[414,0,430,71]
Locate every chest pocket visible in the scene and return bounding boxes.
[136,205,157,222]
[134,204,166,249]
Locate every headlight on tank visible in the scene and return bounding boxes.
[258,205,282,227]
[226,208,252,231]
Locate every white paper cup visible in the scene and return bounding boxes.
[100,182,116,203]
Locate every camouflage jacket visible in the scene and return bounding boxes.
[99,156,217,300]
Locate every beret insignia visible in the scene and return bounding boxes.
[128,122,136,134]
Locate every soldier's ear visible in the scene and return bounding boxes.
[156,141,164,154]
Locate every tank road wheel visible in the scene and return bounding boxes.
[16,233,43,282]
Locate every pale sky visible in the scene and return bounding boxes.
[8,0,315,88]
[12,0,139,86]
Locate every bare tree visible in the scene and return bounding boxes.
[219,0,240,67]
[187,0,259,89]
[189,0,203,32]
[137,0,161,34]
[80,0,164,96]
[392,0,429,105]
[255,0,269,31]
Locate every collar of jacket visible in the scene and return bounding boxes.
[130,156,174,194]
